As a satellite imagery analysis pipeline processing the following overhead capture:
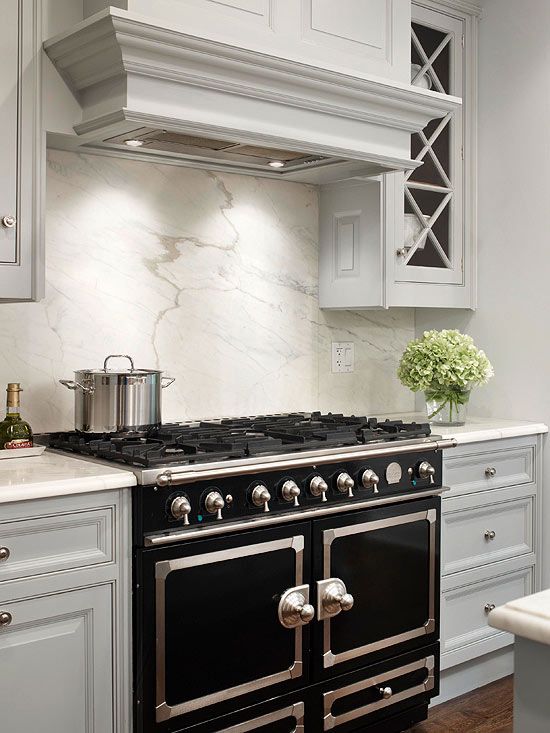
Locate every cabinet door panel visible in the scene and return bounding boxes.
[0,0,18,266]
[0,585,113,733]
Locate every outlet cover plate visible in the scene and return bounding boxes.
[332,342,354,373]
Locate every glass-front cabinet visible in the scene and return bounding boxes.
[319,0,478,310]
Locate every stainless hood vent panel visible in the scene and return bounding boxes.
[44,9,462,182]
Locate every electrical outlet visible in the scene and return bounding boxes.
[331,342,354,373]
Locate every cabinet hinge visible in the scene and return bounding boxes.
[461,145,464,161]
[461,34,465,48]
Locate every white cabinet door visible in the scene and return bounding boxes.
[0,585,114,733]
[0,0,43,301]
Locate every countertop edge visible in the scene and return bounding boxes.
[489,593,550,646]
[441,423,548,446]
[0,472,137,505]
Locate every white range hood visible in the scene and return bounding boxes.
[44,8,461,183]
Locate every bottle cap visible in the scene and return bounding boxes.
[7,383,22,392]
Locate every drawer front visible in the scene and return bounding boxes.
[442,497,534,576]
[444,445,534,496]
[0,507,114,583]
[441,566,533,669]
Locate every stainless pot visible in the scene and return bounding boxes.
[59,354,175,433]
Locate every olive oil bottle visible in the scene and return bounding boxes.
[0,383,33,450]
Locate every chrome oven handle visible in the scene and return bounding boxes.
[317,578,354,620]
[278,585,314,629]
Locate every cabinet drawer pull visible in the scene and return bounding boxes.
[0,611,12,627]
[1,215,16,228]
[485,467,497,478]
[0,546,10,561]
[484,603,496,614]
[379,686,393,700]
[484,530,496,541]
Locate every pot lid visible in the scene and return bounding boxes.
[78,355,162,376]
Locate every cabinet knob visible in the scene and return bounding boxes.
[0,611,12,627]
[484,603,496,614]
[485,467,497,478]
[396,248,407,258]
[484,530,496,540]
[1,215,16,229]
[0,547,10,562]
[379,686,393,700]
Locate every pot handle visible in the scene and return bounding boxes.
[161,377,175,389]
[103,354,135,372]
[59,379,95,395]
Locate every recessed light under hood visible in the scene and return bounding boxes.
[44,8,462,183]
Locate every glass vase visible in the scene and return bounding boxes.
[424,386,471,426]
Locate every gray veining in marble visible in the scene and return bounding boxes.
[0,150,415,431]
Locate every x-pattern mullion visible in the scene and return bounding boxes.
[403,189,453,268]
[418,131,452,188]
[411,28,452,94]
[405,113,452,183]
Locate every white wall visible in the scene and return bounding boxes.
[416,0,550,586]
[0,150,415,431]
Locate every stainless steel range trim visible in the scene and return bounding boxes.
[155,535,306,722]
[323,655,435,730]
[322,510,437,668]
[214,701,305,733]
[145,488,448,546]
[153,438,457,487]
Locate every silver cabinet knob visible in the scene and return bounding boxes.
[0,547,10,562]
[484,530,496,540]
[318,578,354,619]
[379,686,393,700]
[170,496,191,524]
[251,484,271,512]
[205,490,224,520]
[281,480,300,506]
[485,467,497,478]
[361,469,380,493]
[309,475,328,502]
[1,215,16,228]
[418,461,436,484]
[484,603,496,614]
[0,611,12,627]
[278,585,315,629]
[336,472,354,497]
[396,247,407,257]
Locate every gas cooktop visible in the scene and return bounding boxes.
[41,412,432,469]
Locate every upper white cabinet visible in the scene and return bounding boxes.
[82,0,411,83]
[0,0,43,302]
[319,0,478,310]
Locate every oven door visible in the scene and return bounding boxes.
[312,497,439,678]
[136,521,311,731]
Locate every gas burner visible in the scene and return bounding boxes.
[39,412,431,469]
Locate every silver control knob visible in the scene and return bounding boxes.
[418,461,436,484]
[379,686,393,700]
[170,496,191,524]
[361,469,380,494]
[309,475,328,502]
[336,472,354,497]
[205,490,225,519]
[281,480,300,507]
[1,215,16,229]
[251,484,271,512]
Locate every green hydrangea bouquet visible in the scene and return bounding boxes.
[398,330,494,425]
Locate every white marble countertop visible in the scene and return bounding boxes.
[0,451,136,504]
[387,414,548,445]
[489,589,550,645]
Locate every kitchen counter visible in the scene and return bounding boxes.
[389,414,548,445]
[489,590,550,645]
[0,451,136,504]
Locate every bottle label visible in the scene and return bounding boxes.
[4,439,33,450]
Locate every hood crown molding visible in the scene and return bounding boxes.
[44,9,462,178]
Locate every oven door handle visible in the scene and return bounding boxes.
[278,585,315,629]
[317,578,354,621]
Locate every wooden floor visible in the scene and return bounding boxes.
[411,676,513,733]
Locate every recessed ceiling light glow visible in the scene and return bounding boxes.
[124,139,144,147]
[268,160,285,168]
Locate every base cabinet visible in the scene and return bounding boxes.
[0,585,114,733]
[0,490,131,733]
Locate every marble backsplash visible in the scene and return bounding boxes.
[0,150,415,431]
